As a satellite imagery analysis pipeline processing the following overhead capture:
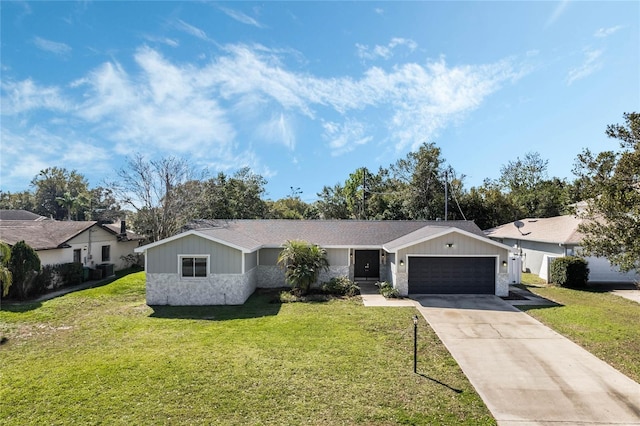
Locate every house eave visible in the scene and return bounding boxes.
[384,227,513,253]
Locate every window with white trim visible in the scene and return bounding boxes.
[180,256,208,278]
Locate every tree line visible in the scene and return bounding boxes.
[1,113,638,274]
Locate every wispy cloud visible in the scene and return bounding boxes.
[75,46,236,159]
[322,119,373,156]
[255,112,296,150]
[1,43,522,179]
[546,0,570,28]
[356,38,418,61]
[374,8,384,15]
[594,25,623,38]
[202,44,519,152]
[1,78,69,114]
[219,6,264,28]
[174,19,212,42]
[33,36,72,57]
[142,34,179,48]
[567,48,603,85]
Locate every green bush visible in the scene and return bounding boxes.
[550,256,589,288]
[8,241,41,299]
[57,262,83,286]
[31,263,84,297]
[321,276,360,297]
[376,281,399,298]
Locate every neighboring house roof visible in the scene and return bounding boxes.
[0,209,49,221]
[0,220,97,250]
[484,215,584,245]
[137,219,497,253]
[0,220,144,250]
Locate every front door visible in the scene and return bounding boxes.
[354,250,380,280]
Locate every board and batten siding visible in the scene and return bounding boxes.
[147,234,243,274]
[398,234,509,262]
[257,247,348,267]
[259,248,281,266]
[244,251,258,271]
[326,248,349,266]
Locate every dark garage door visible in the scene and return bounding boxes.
[408,257,495,294]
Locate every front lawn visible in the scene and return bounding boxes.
[0,272,494,425]
[521,282,640,383]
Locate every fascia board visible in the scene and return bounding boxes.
[135,230,253,254]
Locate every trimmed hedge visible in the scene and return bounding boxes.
[550,256,589,288]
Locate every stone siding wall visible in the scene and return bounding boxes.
[496,273,509,297]
[146,270,255,305]
[258,265,286,288]
[316,266,350,287]
[395,271,408,296]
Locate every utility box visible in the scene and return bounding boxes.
[97,263,115,278]
[89,268,103,280]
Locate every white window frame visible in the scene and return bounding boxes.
[178,255,210,279]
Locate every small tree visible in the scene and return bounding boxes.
[277,240,329,295]
[9,241,41,300]
[0,243,13,309]
[574,112,640,274]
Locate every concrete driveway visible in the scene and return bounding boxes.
[414,295,640,425]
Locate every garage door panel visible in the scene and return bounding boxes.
[408,257,495,294]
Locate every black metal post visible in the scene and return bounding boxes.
[413,315,418,373]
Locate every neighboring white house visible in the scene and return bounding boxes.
[135,220,514,306]
[484,215,639,283]
[0,213,143,273]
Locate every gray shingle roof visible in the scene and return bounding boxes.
[0,209,49,221]
[0,220,144,250]
[484,215,584,245]
[0,220,96,250]
[186,219,485,249]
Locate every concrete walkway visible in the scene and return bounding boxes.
[358,281,416,307]
[611,289,640,304]
[414,295,640,425]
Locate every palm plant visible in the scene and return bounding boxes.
[277,240,329,295]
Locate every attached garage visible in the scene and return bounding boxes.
[408,256,496,294]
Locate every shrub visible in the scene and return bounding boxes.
[550,256,589,288]
[321,276,360,297]
[32,263,84,296]
[376,281,399,298]
[57,262,83,286]
[121,253,143,269]
[8,241,41,299]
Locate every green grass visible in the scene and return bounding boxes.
[519,272,547,286]
[0,272,494,425]
[521,283,640,383]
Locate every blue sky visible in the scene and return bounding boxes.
[1,1,638,202]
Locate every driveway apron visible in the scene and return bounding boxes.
[414,295,640,425]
